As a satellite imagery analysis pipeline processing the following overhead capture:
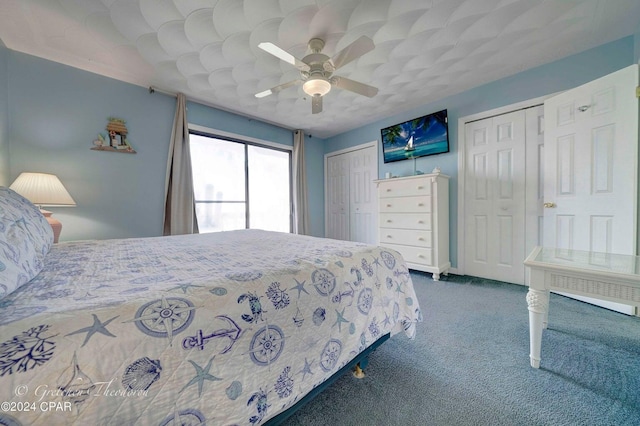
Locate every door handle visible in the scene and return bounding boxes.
[543,202,556,208]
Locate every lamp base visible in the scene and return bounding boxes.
[40,209,62,243]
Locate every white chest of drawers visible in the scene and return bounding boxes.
[374,173,450,280]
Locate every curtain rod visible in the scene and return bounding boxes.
[148,86,177,97]
[148,86,305,135]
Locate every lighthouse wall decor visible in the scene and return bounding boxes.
[380,109,449,163]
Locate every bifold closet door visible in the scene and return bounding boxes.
[326,153,349,241]
[326,145,377,244]
[348,147,376,245]
[464,110,527,284]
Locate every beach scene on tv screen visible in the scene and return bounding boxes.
[381,110,448,163]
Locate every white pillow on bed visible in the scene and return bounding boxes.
[0,186,54,299]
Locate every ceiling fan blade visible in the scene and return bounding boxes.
[331,36,375,70]
[258,42,310,71]
[332,76,378,97]
[255,80,301,98]
[312,95,322,114]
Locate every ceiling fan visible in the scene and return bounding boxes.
[255,36,378,114]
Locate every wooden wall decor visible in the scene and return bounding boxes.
[91,117,136,154]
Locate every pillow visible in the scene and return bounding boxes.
[0,186,54,299]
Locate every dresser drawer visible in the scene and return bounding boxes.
[380,229,432,247]
[379,213,431,230]
[379,178,431,198]
[383,243,433,266]
[379,196,431,213]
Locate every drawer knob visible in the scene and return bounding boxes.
[417,186,424,189]
[418,203,424,206]
[418,237,424,241]
[386,188,391,192]
[386,219,392,223]
[386,203,391,207]
[418,220,424,224]
[386,235,392,238]
[418,254,424,258]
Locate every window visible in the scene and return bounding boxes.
[190,132,292,233]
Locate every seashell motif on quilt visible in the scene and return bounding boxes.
[225,380,242,400]
[122,357,162,391]
[58,352,95,409]
[210,287,228,296]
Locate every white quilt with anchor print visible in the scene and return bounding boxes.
[0,229,421,425]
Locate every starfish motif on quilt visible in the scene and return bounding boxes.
[333,308,349,332]
[291,279,309,299]
[382,312,391,328]
[299,358,314,380]
[180,357,222,397]
[66,314,119,347]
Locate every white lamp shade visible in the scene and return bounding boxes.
[303,77,331,97]
[9,172,76,206]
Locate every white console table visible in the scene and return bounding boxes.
[524,246,640,368]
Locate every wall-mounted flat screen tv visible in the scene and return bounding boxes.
[380,109,449,163]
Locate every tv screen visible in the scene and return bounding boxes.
[380,109,449,163]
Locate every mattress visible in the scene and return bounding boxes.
[0,229,421,425]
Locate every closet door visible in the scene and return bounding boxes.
[349,147,376,244]
[542,64,638,315]
[543,64,638,255]
[326,154,349,240]
[524,105,545,257]
[464,110,527,284]
[325,144,378,244]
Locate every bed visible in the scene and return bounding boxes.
[0,186,421,425]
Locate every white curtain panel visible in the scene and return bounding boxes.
[292,130,310,235]
[163,93,199,235]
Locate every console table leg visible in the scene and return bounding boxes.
[526,289,549,368]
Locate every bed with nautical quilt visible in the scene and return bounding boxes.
[0,186,421,425]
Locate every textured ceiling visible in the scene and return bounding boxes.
[1,0,639,138]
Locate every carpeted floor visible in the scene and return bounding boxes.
[282,272,640,426]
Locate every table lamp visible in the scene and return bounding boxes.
[9,172,76,243]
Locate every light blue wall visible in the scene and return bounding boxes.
[304,134,326,237]
[8,51,175,241]
[324,36,637,268]
[0,43,8,186]
[5,49,325,240]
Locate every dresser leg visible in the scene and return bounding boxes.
[432,273,440,281]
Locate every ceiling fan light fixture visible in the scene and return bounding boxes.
[303,77,331,97]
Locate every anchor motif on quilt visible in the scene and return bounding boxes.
[331,282,355,305]
[182,315,242,353]
[332,266,366,304]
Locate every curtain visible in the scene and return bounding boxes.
[163,93,199,235]
[292,130,310,234]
